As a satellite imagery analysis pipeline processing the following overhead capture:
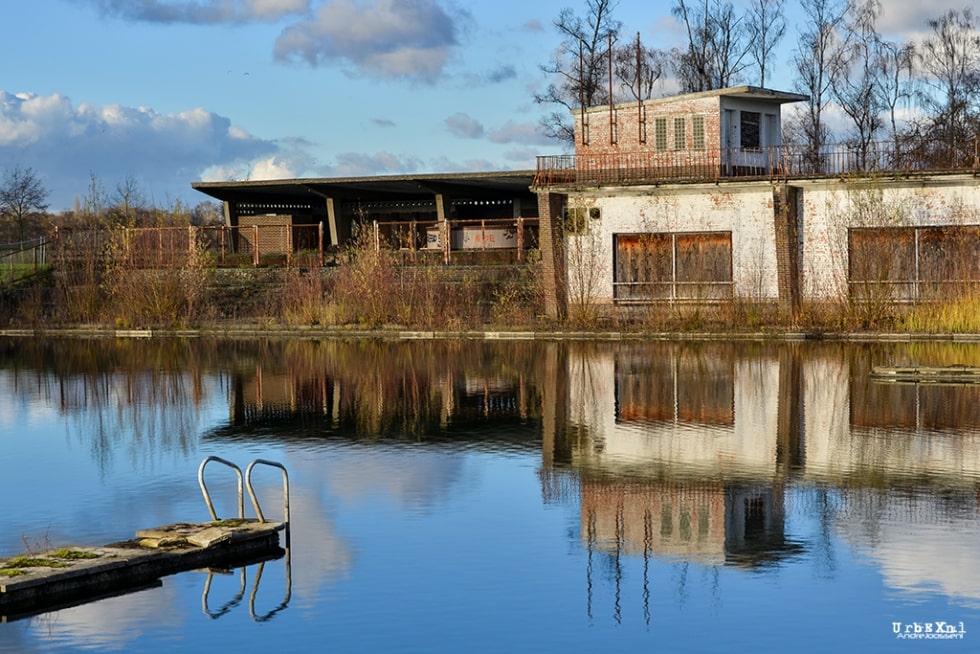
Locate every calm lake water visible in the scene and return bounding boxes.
[1,336,979,653]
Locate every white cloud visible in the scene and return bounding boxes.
[0,90,277,209]
[274,0,467,83]
[873,2,972,37]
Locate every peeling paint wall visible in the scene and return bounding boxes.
[798,176,980,298]
[557,174,980,307]
[565,182,780,302]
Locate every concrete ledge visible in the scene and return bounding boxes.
[1,521,285,621]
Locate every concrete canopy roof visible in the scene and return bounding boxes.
[192,170,538,205]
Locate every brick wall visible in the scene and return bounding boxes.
[575,95,721,159]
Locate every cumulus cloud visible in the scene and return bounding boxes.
[487,120,551,145]
[76,0,310,23]
[0,90,277,208]
[274,0,467,83]
[874,2,972,36]
[444,112,484,139]
[326,150,423,176]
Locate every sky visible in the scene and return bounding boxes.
[0,0,970,211]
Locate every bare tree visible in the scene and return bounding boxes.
[672,0,750,92]
[875,39,915,162]
[830,0,885,168]
[0,166,49,242]
[110,174,147,227]
[915,9,980,160]
[792,0,849,169]
[535,0,622,144]
[192,200,224,227]
[613,32,668,102]
[746,0,787,88]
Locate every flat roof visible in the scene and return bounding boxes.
[576,85,809,115]
[192,170,538,205]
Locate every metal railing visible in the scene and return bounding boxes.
[534,138,980,187]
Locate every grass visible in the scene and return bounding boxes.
[0,549,101,577]
[1,556,71,571]
[50,548,101,560]
[210,519,250,527]
[0,262,49,283]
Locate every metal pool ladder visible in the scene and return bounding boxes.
[197,456,291,546]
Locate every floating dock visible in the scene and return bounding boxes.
[0,520,285,621]
[870,365,980,385]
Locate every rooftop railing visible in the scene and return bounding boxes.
[533,138,980,187]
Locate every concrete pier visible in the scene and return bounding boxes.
[0,520,285,621]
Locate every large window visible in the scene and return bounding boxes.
[614,231,733,302]
[848,225,980,301]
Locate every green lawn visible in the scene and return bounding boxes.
[0,262,50,284]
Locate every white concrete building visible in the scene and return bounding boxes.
[532,86,980,317]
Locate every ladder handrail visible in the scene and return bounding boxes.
[198,456,245,521]
[201,568,247,619]
[245,459,290,525]
[248,551,292,622]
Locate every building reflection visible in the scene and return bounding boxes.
[218,340,540,445]
[540,340,980,614]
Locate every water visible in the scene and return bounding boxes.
[1,337,978,652]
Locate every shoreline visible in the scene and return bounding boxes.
[4,326,980,342]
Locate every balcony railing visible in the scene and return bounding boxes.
[534,138,980,187]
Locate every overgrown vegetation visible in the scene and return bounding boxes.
[278,224,543,330]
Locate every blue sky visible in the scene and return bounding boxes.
[0,0,964,210]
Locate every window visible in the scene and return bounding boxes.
[692,115,706,150]
[613,231,733,302]
[654,117,668,151]
[849,225,980,301]
[674,116,687,150]
[740,111,761,150]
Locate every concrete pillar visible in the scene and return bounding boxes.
[536,191,568,320]
[325,196,339,246]
[435,193,451,263]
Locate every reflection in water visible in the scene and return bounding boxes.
[4,336,980,646]
[545,340,980,615]
[201,553,291,622]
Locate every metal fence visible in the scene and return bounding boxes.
[50,218,540,270]
[534,138,980,187]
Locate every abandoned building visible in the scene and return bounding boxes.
[193,85,980,320]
